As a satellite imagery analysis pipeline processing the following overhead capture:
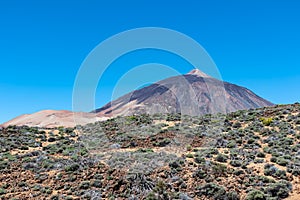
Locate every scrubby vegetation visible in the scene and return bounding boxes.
[0,103,299,199]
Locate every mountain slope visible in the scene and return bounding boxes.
[0,103,299,199]
[1,110,107,128]
[96,69,273,117]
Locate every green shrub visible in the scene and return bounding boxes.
[186,153,193,158]
[264,164,277,176]
[0,188,6,195]
[20,146,29,150]
[212,163,227,176]
[275,170,287,179]
[50,195,59,200]
[270,157,277,163]
[18,182,27,187]
[247,138,256,144]
[260,117,273,126]
[79,148,89,156]
[215,153,228,163]
[79,181,90,190]
[194,169,206,179]
[157,138,171,147]
[32,184,42,191]
[169,160,182,170]
[266,181,292,198]
[197,183,226,198]
[4,153,16,161]
[65,163,80,172]
[136,148,154,153]
[254,159,264,164]
[233,169,244,176]
[258,176,275,184]
[276,157,288,166]
[186,145,192,151]
[233,122,242,128]
[194,156,205,164]
[246,190,265,200]
[230,160,242,167]
[257,152,266,158]
[92,180,102,188]
[0,160,9,170]
[145,192,156,200]
[227,191,240,200]
[227,141,236,148]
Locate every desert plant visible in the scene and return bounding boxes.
[215,153,228,163]
[0,188,6,195]
[245,189,265,200]
[79,181,90,190]
[194,168,206,179]
[230,160,242,167]
[65,163,80,172]
[260,117,273,126]
[257,152,266,158]
[265,181,292,198]
[197,183,226,198]
[276,157,289,166]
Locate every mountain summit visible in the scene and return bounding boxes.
[186,69,211,78]
[96,69,273,117]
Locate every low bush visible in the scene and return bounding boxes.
[245,189,265,200]
[197,183,226,198]
[265,181,292,198]
[65,163,80,172]
[79,181,90,190]
[257,152,266,158]
[194,169,206,179]
[260,117,273,126]
[215,154,228,163]
[230,160,242,167]
[276,157,289,166]
[0,188,6,195]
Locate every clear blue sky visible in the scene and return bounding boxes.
[0,0,299,123]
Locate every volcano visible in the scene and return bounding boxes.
[95,69,273,117]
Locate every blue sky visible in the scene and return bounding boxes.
[0,0,300,123]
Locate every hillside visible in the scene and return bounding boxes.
[0,103,299,199]
[1,110,108,128]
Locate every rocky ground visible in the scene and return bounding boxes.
[0,103,299,199]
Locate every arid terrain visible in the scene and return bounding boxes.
[1,110,108,128]
[0,103,299,199]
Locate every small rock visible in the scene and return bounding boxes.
[110,143,121,149]
[48,137,56,142]
[23,162,38,170]
[179,193,193,200]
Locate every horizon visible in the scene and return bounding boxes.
[1,0,300,123]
